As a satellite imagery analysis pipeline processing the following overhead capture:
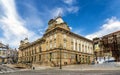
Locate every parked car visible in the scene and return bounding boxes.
[91,61,95,65]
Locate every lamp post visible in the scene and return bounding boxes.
[59,44,63,69]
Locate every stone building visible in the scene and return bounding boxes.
[0,42,18,64]
[93,38,104,63]
[0,43,8,64]
[93,30,120,63]
[18,16,93,67]
[7,48,18,64]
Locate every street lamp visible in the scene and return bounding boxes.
[59,44,63,69]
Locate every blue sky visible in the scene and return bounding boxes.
[0,0,120,48]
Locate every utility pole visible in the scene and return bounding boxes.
[59,44,63,69]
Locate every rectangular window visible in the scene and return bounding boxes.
[54,34,56,38]
[39,46,41,52]
[71,54,75,59]
[54,39,56,48]
[46,42,48,50]
[64,41,66,48]
[64,53,67,58]
[79,44,81,51]
[32,49,33,54]
[3,51,5,55]
[88,47,89,53]
[34,56,36,61]
[75,43,77,50]
[30,51,31,56]
[50,36,52,40]
[27,51,28,56]
[39,55,41,61]
[85,46,87,53]
[50,41,52,49]
[82,45,84,52]
[71,42,73,50]
[35,47,36,54]
[63,34,66,38]
[54,42,56,48]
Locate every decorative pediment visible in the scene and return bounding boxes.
[45,16,70,34]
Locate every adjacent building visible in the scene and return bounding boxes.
[0,42,18,64]
[93,31,120,63]
[18,16,93,67]
[7,48,18,64]
[0,43,8,64]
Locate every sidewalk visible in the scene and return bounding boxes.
[1,63,120,73]
[24,63,120,71]
[60,64,120,71]
[32,66,52,70]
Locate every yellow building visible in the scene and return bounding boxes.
[18,16,93,67]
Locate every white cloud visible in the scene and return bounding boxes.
[50,6,79,18]
[69,26,72,30]
[63,0,76,5]
[50,0,79,18]
[86,17,120,40]
[0,0,80,48]
[66,6,79,13]
[0,0,39,48]
[50,7,64,18]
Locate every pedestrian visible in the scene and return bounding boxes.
[32,66,35,70]
[97,61,99,64]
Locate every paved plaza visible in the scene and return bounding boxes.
[0,69,120,75]
[0,63,120,75]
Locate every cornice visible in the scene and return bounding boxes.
[44,27,93,43]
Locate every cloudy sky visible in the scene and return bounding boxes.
[0,0,120,48]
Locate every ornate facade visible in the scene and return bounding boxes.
[18,16,93,67]
[0,43,17,64]
[93,30,120,63]
[0,43,8,63]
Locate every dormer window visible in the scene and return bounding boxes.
[54,34,56,38]
[49,24,52,27]
[63,34,66,38]
[55,16,64,24]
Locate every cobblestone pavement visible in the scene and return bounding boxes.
[0,69,120,75]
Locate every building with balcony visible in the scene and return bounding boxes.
[0,43,8,64]
[18,16,93,67]
[93,30,120,63]
[0,42,18,64]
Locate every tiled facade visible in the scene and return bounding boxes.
[18,16,93,66]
